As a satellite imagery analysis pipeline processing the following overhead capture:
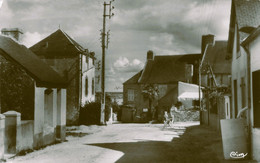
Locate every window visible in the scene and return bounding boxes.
[85,77,88,96]
[234,80,238,118]
[92,78,95,95]
[127,89,135,101]
[86,56,89,69]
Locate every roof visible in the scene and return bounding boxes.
[0,35,68,88]
[241,26,260,46]
[227,0,260,52]
[202,41,231,74]
[30,29,89,58]
[123,71,142,85]
[138,54,200,84]
[1,28,23,34]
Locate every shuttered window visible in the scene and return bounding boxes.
[85,77,88,96]
[128,89,135,101]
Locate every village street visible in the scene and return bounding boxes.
[6,122,251,163]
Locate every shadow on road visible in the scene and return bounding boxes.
[87,125,223,163]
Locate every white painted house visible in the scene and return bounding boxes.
[227,0,260,161]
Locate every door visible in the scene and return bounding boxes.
[253,70,260,127]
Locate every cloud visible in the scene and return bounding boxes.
[113,56,129,68]
[113,57,144,72]
[1,0,231,92]
[112,0,231,49]
[21,31,46,47]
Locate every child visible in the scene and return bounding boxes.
[163,111,173,127]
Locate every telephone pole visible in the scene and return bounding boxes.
[100,0,114,125]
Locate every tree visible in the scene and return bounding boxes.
[142,84,159,120]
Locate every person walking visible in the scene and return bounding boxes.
[169,105,180,124]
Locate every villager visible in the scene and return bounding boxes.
[170,105,180,123]
[163,111,173,128]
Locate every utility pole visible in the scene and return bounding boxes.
[100,0,114,125]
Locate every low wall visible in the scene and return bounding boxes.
[17,120,34,152]
[174,110,200,122]
[252,128,260,162]
[0,114,5,159]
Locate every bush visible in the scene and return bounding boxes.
[79,102,101,125]
[79,102,112,125]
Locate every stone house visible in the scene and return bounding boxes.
[30,29,95,125]
[200,34,232,130]
[227,0,260,161]
[123,71,143,121]
[123,51,201,122]
[0,34,67,155]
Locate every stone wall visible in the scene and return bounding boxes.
[171,110,200,122]
[0,55,35,120]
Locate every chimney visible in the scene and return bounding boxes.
[1,28,23,42]
[201,34,215,55]
[147,50,154,60]
[185,64,193,83]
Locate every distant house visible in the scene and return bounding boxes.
[0,33,67,153]
[227,0,260,161]
[123,71,143,121]
[123,51,201,122]
[200,34,232,130]
[106,92,123,105]
[30,29,95,125]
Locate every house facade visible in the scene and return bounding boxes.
[123,51,201,122]
[0,34,67,155]
[123,71,143,122]
[200,34,232,130]
[227,0,260,161]
[30,29,95,125]
[241,26,260,162]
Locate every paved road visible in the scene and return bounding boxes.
[7,122,231,163]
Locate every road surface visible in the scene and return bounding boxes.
[6,122,242,163]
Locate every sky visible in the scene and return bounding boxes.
[0,0,231,92]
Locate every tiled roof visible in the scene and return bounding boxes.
[30,29,87,58]
[203,41,231,74]
[235,0,260,29]
[138,54,200,84]
[0,35,68,88]
[227,0,260,52]
[123,70,142,85]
